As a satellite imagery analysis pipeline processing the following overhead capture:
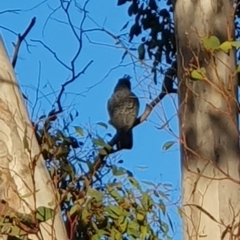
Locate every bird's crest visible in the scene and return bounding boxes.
[123,74,131,80]
[114,75,132,92]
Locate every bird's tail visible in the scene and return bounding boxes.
[118,130,133,149]
[110,130,133,150]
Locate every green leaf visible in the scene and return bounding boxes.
[136,165,148,171]
[93,137,112,150]
[162,141,175,150]
[99,148,108,156]
[163,183,172,188]
[91,230,108,240]
[159,199,166,215]
[70,203,80,216]
[167,213,174,233]
[140,225,148,239]
[120,21,129,31]
[56,130,65,139]
[114,229,122,240]
[36,206,54,222]
[108,187,122,201]
[138,43,145,60]
[96,122,108,129]
[231,41,240,48]
[149,0,157,10]
[202,36,220,50]
[88,188,104,202]
[6,225,27,237]
[74,126,84,136]
[128,177,142,191]
[129,23,141,41]
[91,234,101,240]
[157,190,170,200]
[141,192,152,211]
[128,2,138,16]
[66,192,72,202]
[141,181,156,187]
[190,68,206,80]
[161,221,169,235]
[117,0,127,5]
[118,216,127,232]
[219,41,232,53]
[97,230,108,238]
[136,209,145,223]
[112,165,126,176]
[82,207,90,222]
[106,206,121,219]
[127,221,140,238]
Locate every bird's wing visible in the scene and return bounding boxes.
[107,92,122,126]
[107,90,139,130]
[107,91,125,112]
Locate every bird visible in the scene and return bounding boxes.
[107,75,139,150]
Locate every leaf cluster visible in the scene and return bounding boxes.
[119,0,175,84]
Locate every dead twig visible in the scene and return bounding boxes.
[12,17,36,68]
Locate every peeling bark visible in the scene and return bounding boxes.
[0,36,68,239]
[174,1,240,239]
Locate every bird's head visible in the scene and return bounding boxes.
[114,75,131,92]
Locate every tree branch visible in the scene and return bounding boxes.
[12,17,36,68]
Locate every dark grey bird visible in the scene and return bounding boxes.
[107,76,139,150]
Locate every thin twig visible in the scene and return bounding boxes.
[30,39,71,71]
[55,60,94,113]
[0,9,21,15]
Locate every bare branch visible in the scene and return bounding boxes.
[0,26,18,36]
[49,0,92,114]
[12,17,36,68]
[30,39,72,71]
[42,4,61,37]
[24,0,48,12]
[55,60,94,113]
[0,9,21,15]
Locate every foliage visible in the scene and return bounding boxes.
[117,0,240,84]
[33,106,176,239]
[118,0,175,85]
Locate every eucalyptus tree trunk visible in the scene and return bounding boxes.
[0,36,67,239]
[174,1,240,239]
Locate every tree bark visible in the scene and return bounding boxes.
[0,36,68,239]
[174,1,240,239]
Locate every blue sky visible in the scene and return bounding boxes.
[1,0,182,238]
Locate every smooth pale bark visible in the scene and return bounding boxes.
[174,1,240,239]
[0,36,68,239]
